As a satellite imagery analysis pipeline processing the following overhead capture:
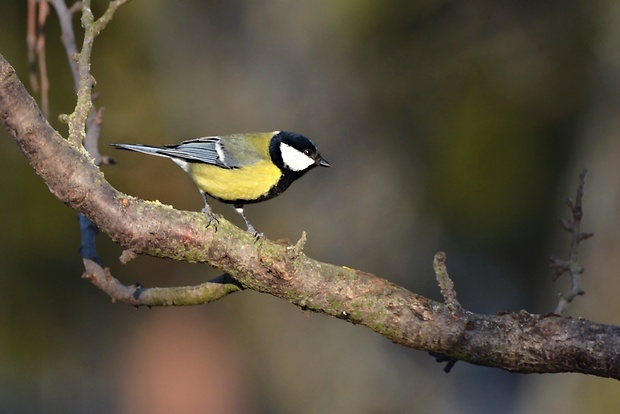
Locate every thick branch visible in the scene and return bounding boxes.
[1,55,620,379]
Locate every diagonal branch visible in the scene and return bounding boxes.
[2,55,620,379]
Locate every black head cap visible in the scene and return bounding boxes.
[269,131,330,173]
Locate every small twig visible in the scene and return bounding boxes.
[288,231,307,259]
[430,252,461,372]
[549,169,593,314]
[433,252,461,313]
[119,249,138,264]
[429,352,459,373]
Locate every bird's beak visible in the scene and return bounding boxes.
[317,157,330,167]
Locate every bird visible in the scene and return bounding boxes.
[110,131,330,236]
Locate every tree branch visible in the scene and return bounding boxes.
[2,55,620,379]
[82,259,242,306]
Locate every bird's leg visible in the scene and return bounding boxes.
[234,206,263,238]
[200,191,218,230]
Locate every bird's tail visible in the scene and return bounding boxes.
[109,143,192,171]
[109,143,174,159]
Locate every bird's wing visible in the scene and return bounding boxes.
[174,134,271,168]
[162,137,243,169]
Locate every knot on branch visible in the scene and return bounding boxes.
[259,232,307,281]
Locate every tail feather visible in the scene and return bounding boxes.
[109,143,191,171]
[109,143,173,159]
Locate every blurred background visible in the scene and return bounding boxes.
[1,1,620,413]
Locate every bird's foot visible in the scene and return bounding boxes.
[246,224,264,240]
[202,207,219,231]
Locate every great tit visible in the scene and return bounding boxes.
[110,131,330,236]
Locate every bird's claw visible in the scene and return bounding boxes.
[202,208,219,232]
[245,224,264,240]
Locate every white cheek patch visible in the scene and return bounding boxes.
[280,142,315,172]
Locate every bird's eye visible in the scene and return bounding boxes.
[303,149,312,156]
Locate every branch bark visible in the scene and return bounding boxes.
[2,54,619,379]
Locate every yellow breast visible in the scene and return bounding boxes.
[188,160,282,202]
